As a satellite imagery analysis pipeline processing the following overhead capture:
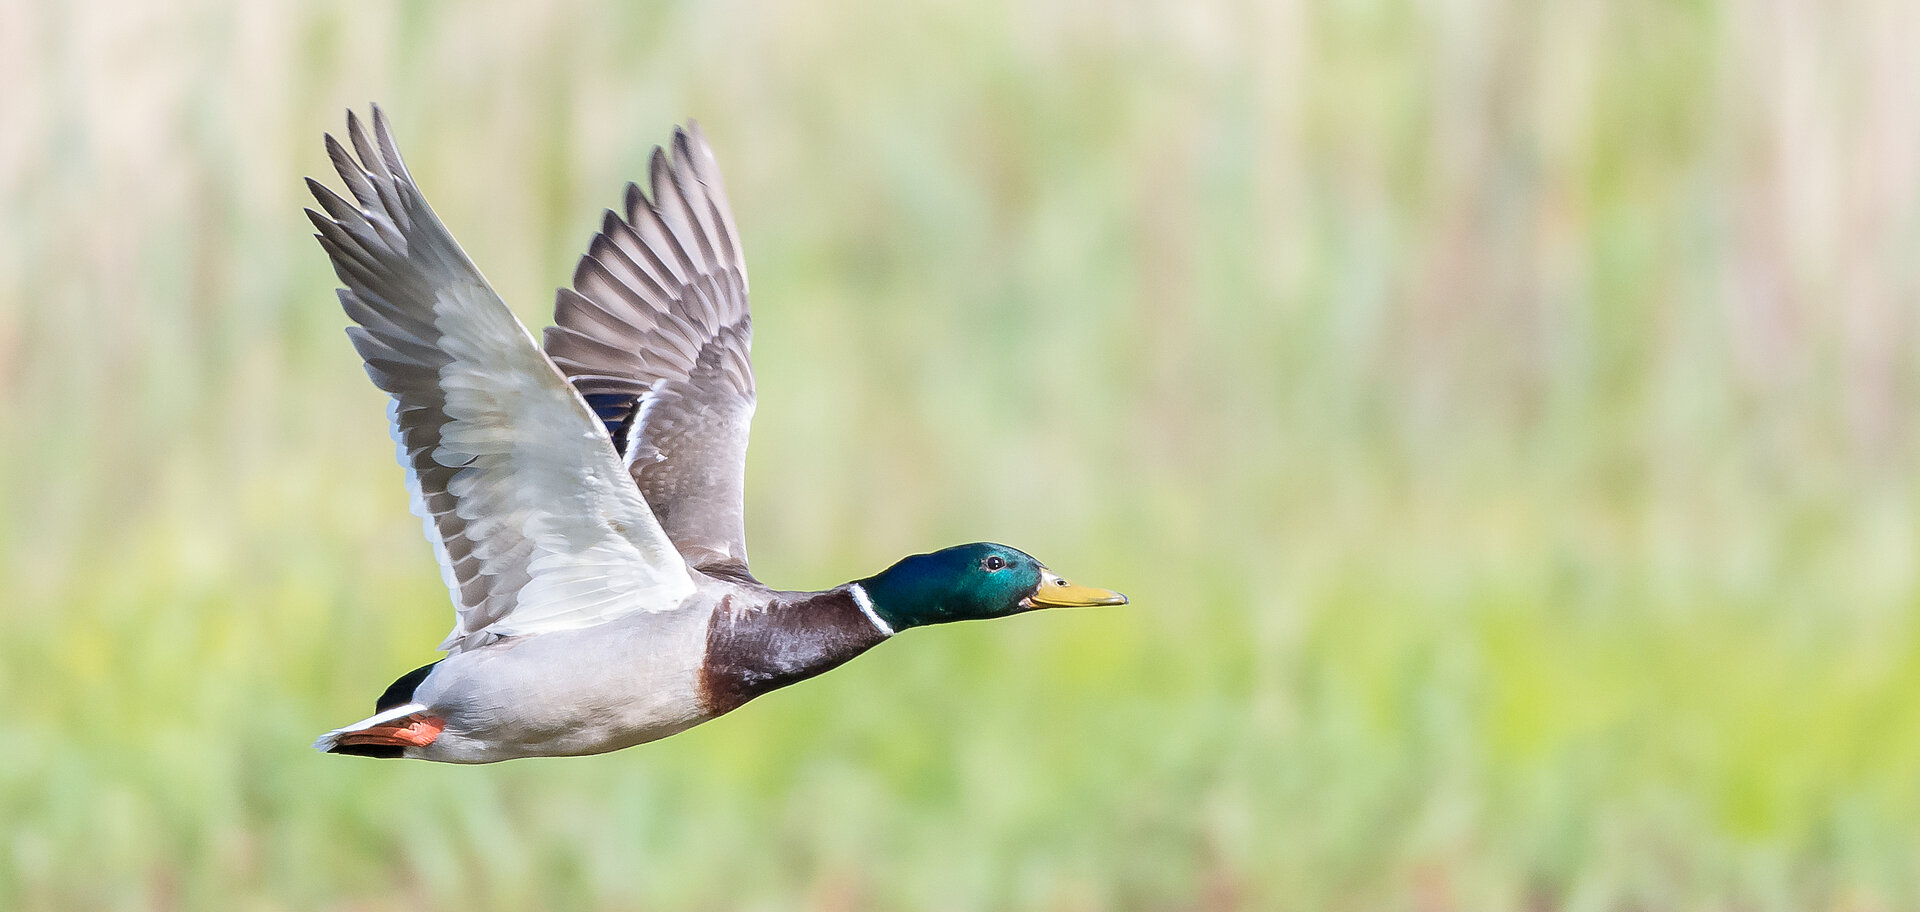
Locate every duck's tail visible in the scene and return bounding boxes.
[315,660,447,758]
[314,703,445,757]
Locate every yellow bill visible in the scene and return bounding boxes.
[1029,569,1129,608]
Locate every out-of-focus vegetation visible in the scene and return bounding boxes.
[5,0,1920,909]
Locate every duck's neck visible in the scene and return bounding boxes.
[698,586,892,715]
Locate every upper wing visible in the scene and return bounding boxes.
[542,123,757,580]
[306,106,695,654]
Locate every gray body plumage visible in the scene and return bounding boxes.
[404,575,746,763]
[406,600,715,762]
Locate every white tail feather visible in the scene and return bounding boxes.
[312,702,429,752]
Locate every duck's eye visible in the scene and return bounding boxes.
[984,556,1005,571]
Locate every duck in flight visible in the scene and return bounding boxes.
[306,106,1127,762]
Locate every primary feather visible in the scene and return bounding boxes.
[543,123,758,579]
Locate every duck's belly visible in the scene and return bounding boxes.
[408,609,714,763]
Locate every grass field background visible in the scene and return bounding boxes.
[6,0,1920,909]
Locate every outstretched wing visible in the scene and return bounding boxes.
[306,106,695,654]
[543,123,757,579]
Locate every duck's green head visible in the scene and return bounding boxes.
[857,542,1127,632]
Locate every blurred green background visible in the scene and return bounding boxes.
[5,0,1920,909]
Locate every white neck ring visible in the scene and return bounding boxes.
[848,582,894,637]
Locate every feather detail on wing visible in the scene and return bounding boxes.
[544,123,757,579]
[306,106,695,653]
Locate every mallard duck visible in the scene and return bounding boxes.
[305,107,1126,763]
